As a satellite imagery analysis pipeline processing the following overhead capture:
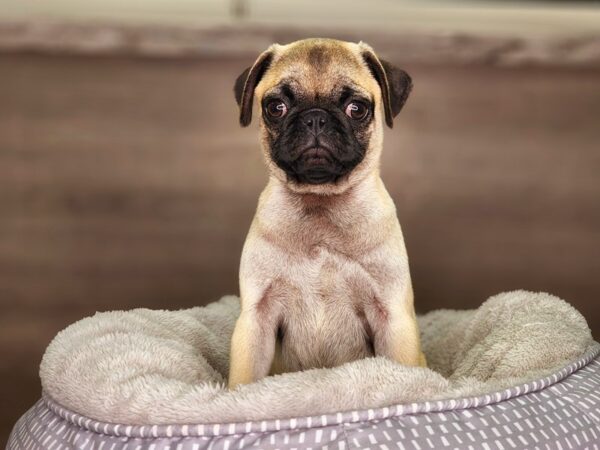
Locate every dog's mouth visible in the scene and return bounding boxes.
[301,147,333,166]
[292,147,341,184]
[272,143,360,186]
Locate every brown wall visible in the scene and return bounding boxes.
[1,53,599,443]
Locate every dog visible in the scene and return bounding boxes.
[228,38,426,389]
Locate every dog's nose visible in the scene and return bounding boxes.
[301,109,328,135]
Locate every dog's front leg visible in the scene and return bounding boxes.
[366,288,427,368]
[228,284,280,389]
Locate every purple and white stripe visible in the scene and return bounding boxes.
[8,346,600,450]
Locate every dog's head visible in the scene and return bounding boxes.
[234,38,412,194]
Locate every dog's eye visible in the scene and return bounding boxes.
[265,100,288,119]
[345,102,368,120]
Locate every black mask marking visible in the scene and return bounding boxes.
[263,86,373,185]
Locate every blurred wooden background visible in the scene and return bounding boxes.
[0,52,599,443]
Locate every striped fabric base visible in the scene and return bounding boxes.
[8,347,600,450]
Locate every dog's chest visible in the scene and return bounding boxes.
[276,244,379,371]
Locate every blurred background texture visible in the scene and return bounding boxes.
[1,0,600,445]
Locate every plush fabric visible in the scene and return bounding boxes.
[40,290,596,424]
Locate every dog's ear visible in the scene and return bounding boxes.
[234,50,274,127]
[361,50,412,128]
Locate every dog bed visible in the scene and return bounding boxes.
[8,290,600,449]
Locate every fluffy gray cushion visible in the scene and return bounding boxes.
[40,290,596,424]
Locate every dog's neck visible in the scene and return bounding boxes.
[259,170,394,227]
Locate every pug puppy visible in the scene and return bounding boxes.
[228,38,426,389]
